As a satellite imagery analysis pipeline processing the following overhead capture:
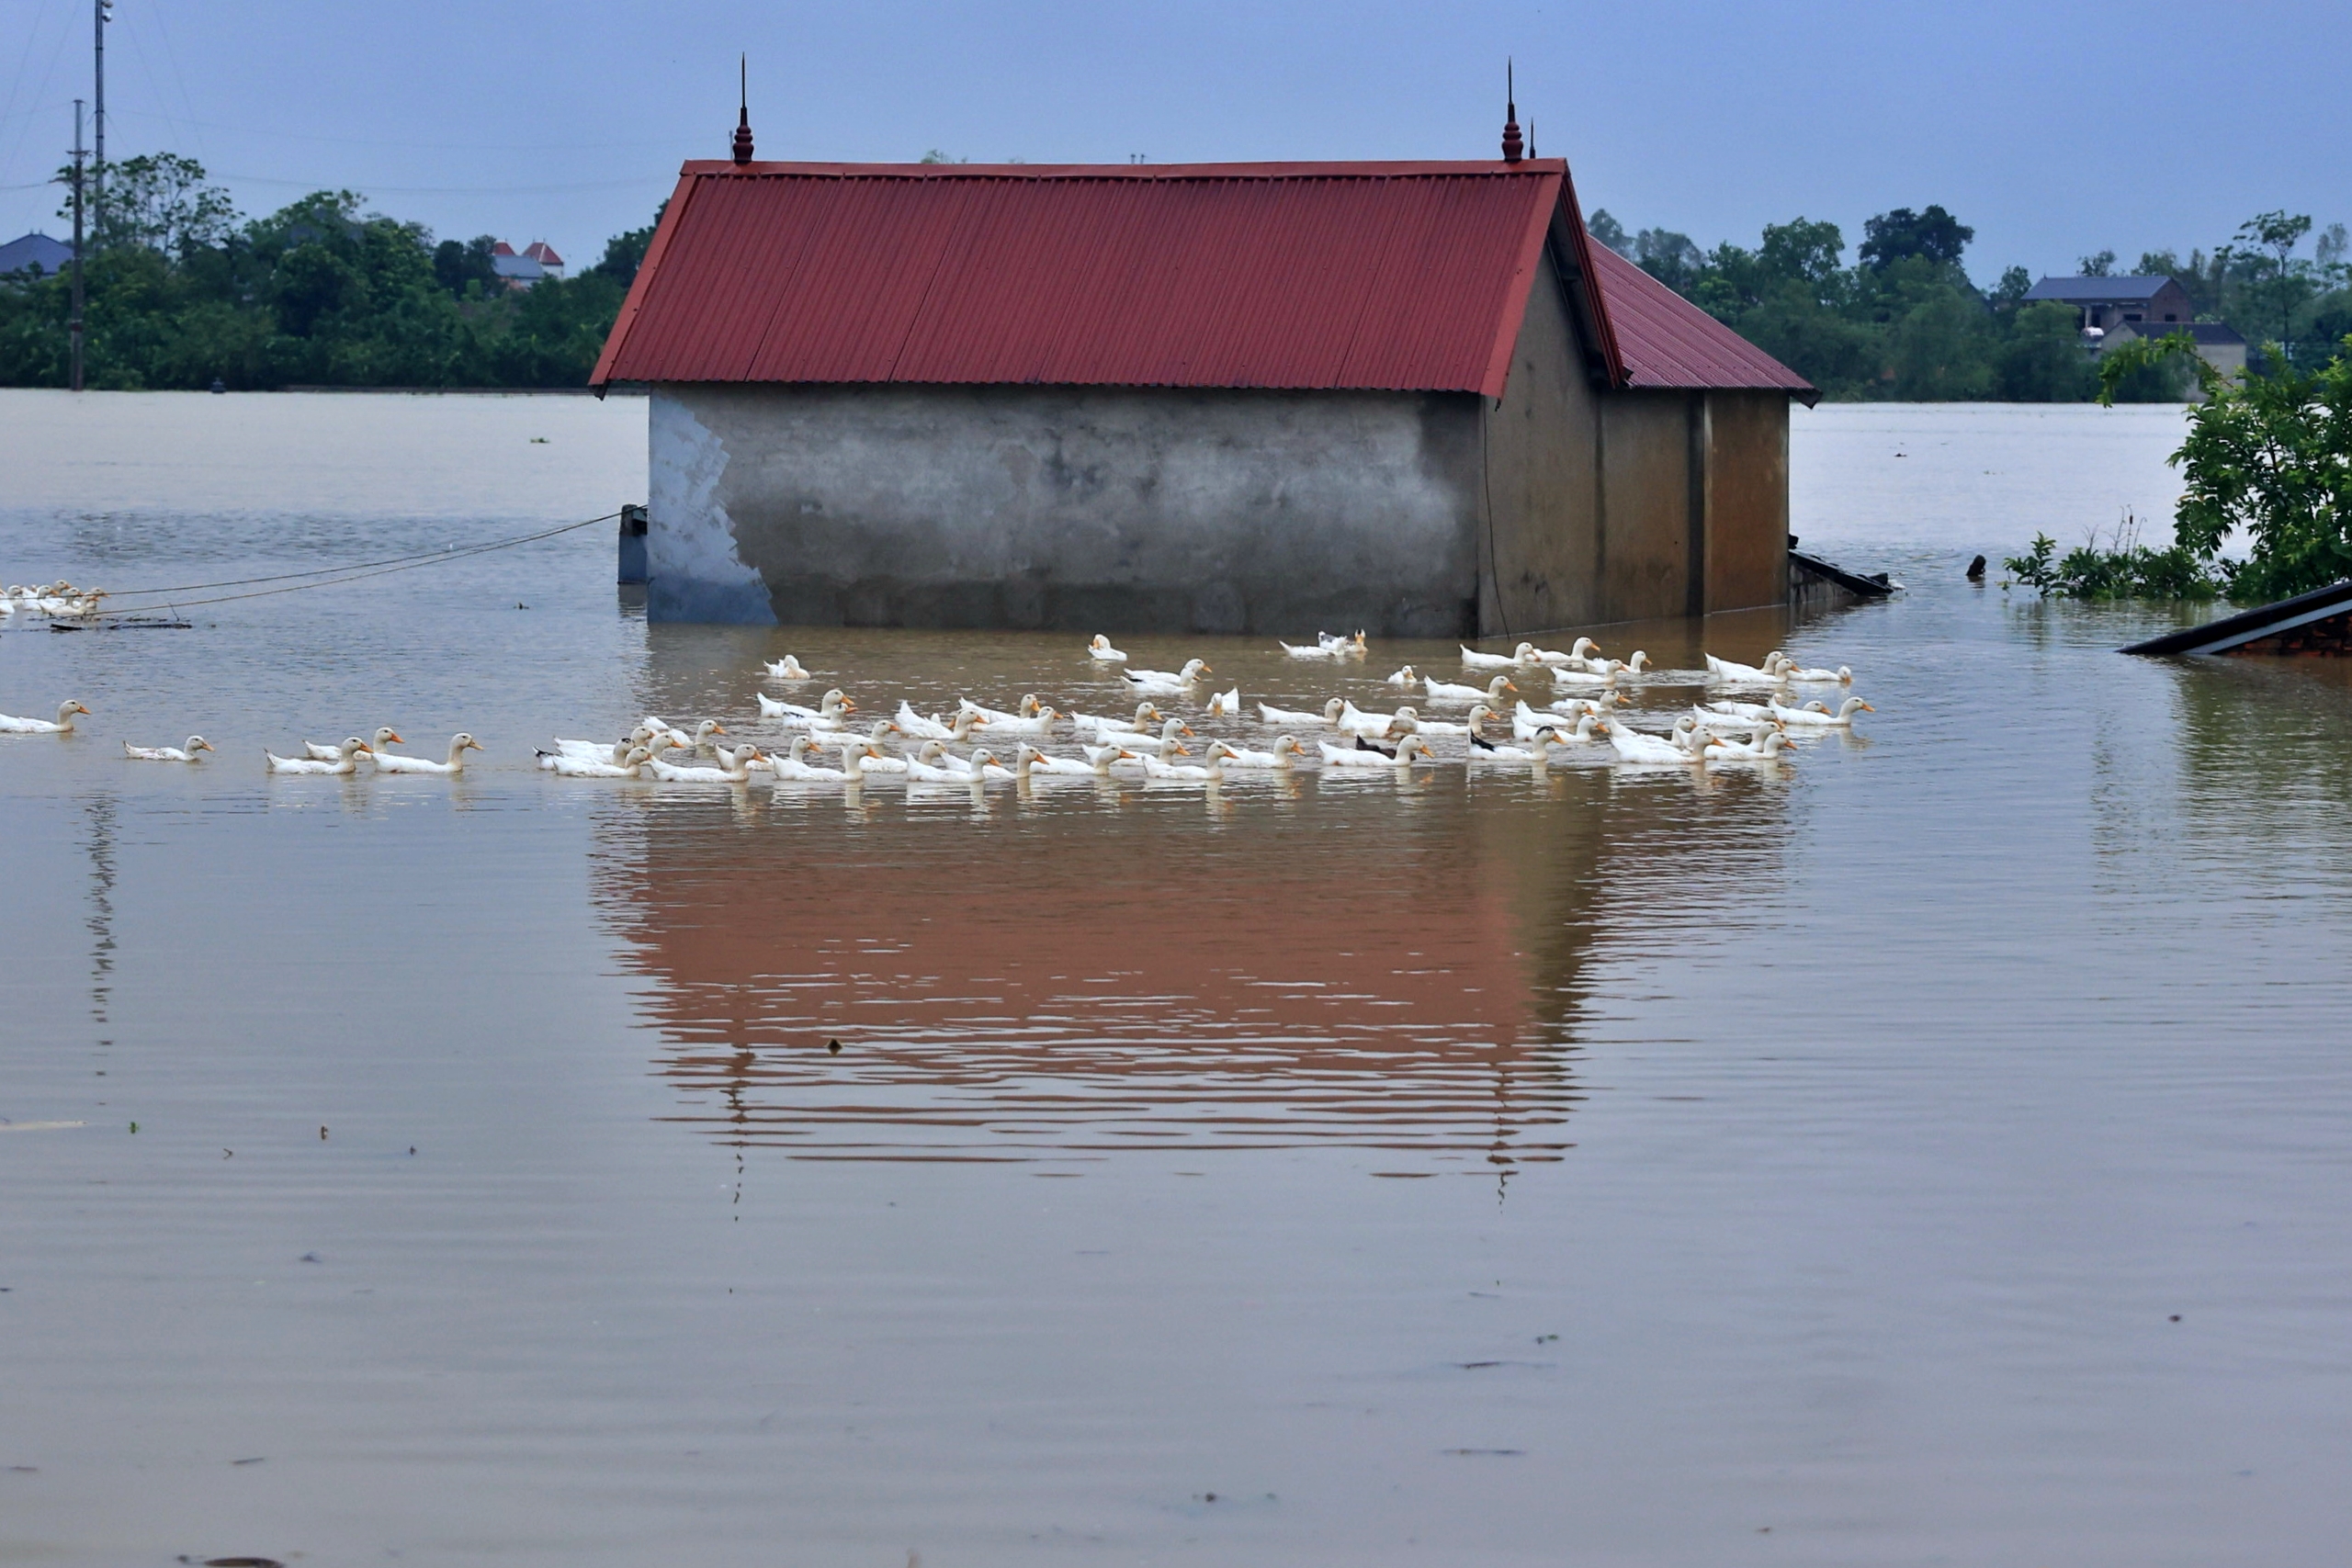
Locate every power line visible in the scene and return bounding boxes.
[83,511,619,615]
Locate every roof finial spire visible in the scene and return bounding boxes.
[731,54,754,165]
[1500,60,1522,164]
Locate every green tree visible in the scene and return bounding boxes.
[2225,211,2318,352]
[2095,331,2352,600]
[1995,300,2096,400]
[1859,205,1973,270]
[1585,209,1632,257]
[1891,288,1993,400]
[61,152,237,255]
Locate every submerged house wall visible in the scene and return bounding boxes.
[647,383,1487,635]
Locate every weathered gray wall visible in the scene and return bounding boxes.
[646,383,1486,633]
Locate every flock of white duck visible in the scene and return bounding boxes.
[1,625,1869,788]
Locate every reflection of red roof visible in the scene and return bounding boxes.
[592,159,1810,400]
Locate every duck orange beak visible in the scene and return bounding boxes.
[1860,703,1876,712]
[711,724,728,736]
[387,731,405,744]
[465,739,484,751]
[74,703,91,715]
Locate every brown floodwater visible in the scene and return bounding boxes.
[3,392,2349,1565]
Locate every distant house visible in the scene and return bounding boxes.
[489,240,547,289]
[2022,275,2197,333]
[521,240,564,276]
[2022,274,2250,378]
[2101,318,2248,380]
[0,231,74,279]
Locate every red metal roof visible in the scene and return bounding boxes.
[1585,242,1816,401]
[593,159,1810,403]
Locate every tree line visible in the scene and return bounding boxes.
[1588,204,2352,401]
[6,153,2347,400]
[0,153,656,389]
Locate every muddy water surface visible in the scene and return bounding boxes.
[2,392,2348,1565]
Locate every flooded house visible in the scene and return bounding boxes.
[592,113,1815,634]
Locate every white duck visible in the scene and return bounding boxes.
[958,696,1060,735]
[1706,728,1795,761]
[1336,699,1408,737]
[123,736,214,762]
[1603,721,1702,765]
[3,699,92,734]
[1085,634,1128,662]
[548,726,656,763]
[1279,637,1344,659]
[905,740,975,784]
[647,745,762,783]
[1770,696,1872,727]
[762,690,854,728]
[305,727,401,761]
[538,744,655,778]
[762,654,810,681]
[1138,734,1205,779]
[1531,637,1600,667]
[1546,664,1619,688]
[375,733,484,775]
[768,736,839,780]
[816,719,906,754]
[1511,701,1574,742]
[1255,698,1339,727]
[1467,728,1562,764]
[1217,734,1306,768]
[1323,629,1368,655]
[1318,735,1439,769]
[643,717,727,754]
[1123,658,1211,694]
[938,744,1020,784]
[1704,652,1790,684]
[775,739,880,784]
[267,736,372,775]
[1070,702,1166,739]
[1015,742,1134,778]
[1383,665,1419,688]
[1145,741,1235,784]
[1547,692,1628,719]
[1423,672,1518,705]
[1783,662,1856,683]
[893,702,987,743]
[1203,685,1244,717]
[1460,641,1540,671]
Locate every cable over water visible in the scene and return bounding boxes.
[74,511,620,615]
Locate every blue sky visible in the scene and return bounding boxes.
[2,0,2345,280]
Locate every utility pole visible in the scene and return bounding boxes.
[93,0,111,242]
[70,100,86,392]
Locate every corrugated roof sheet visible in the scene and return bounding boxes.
[1585,243,1817,400]
[593,159,1810,403]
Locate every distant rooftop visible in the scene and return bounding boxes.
[2023,275,2179,303]
[0,231,74,276]
[2110,319,2245,345]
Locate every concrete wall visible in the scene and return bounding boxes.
[1478,248,1793,632]
[1479,248,1603,635]
[1702,390,1791,613]
[642,254,1796,631]
[646,383,1486,634]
